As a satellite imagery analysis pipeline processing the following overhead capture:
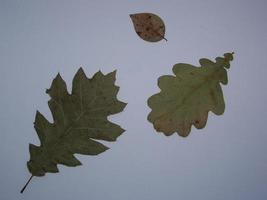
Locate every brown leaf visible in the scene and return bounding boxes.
[130,13,167,42]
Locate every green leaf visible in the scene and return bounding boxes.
[147,53,234,137]
[130,13,167,42]
[27,68,126,177]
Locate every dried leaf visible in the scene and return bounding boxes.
[130,13,167,42]
[147,53,234,137]
[21,68,126,193]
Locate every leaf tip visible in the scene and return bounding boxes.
[34,110,42,124]
[55,73,62,80]
[75,67,86,78]
[77,67,84,73]
[35,110,41,116]
[94,70,104,78]
[101,145,110,152]
[129,14,133,18]
[119,101,127,112]
[224,52,234,62]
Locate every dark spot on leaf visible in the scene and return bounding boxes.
[195,120,199,124]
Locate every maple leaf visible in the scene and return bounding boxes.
[130,13,167,42]
[147,53,234,137]
[21,68,126,193]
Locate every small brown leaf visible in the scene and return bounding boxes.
[130,13,167,42]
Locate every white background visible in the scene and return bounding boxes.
[1,0,267,199]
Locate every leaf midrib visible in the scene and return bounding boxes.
[155,65,224,122]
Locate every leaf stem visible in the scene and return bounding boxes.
[152,29,167,41]
[20,175,33,193]
[156,31,168,41]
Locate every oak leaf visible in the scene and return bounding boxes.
[147,53,234,137]
[21,68,126,193]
